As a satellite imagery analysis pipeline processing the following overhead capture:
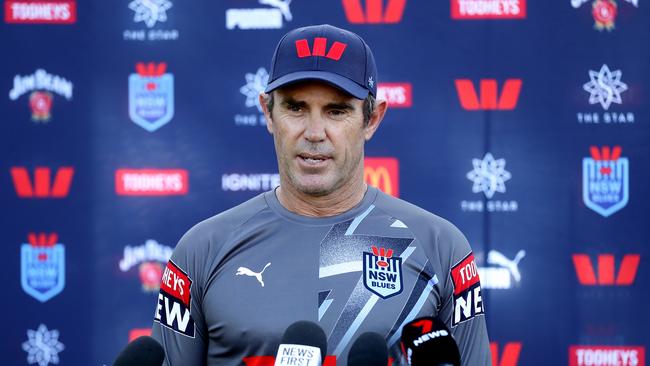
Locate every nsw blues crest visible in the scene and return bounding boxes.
[583,146,629,217]
[21,233,66,302]
[363,246,403,299]
[129,62,174,132]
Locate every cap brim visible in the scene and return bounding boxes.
[264,71,369,99]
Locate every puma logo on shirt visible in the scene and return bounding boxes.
[236,263,271,287]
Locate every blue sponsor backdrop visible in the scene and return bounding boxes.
[1,0,649,365]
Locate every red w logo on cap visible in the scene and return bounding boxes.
[295,38,347,61]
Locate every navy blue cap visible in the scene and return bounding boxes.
[265,24,378,99]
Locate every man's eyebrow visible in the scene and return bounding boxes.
[280,97,307,108]
[325,101,355,110]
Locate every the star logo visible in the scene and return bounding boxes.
[240,67,269,112]
[22,324,65,366]
[583,64,628,110]
[129,0,173,28]
[466,153,512,199]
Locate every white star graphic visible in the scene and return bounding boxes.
[22,324,65,366]
[466,153,512,199]
[583,64,628,110]
[240,67,269,113]
[128,0,172,28]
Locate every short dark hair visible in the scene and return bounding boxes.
[264,92,376,127]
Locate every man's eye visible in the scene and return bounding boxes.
[288,105,302,112]
[329,110,345,116]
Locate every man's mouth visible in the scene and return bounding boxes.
[298,153,331,165]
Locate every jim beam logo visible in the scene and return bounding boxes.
[119,239,173,292]
[154,259,195,337]
[21,233,65,302]
[583,146,629,217]
[450,252,484,326]
[8,69,73,122]
[129,62,174,132]
[363,246,403,299]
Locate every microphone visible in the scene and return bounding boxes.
[400,317,460,366]
[113,336,164,366]
[347,332,388,366]
[274,320,328,366]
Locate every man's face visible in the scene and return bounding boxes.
[261,81,380,197]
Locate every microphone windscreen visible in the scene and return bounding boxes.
[280,320,328,362]
[347,332,388,366]
[113,336,164,366]
[400,317,460,366]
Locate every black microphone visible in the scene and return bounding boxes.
[347,332,388,366]
[113,336,165,366]
[400,317,460,366]
[274,320,328,366]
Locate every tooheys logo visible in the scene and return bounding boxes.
[569,346,645,366]
[11,167,74,198]
[154,260,195,337]
[115,169,188,196]
[451,0,526,19]
[450,252,484,326]
[491,342,522,366]
[377,83,412,108]
[342,0,406,24]
[364,157,399,197]
[5,1,77,24]
[572,254,640,286]
[455,79,522,110]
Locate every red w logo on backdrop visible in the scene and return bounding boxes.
[573,254,640,286]
[455,79,522,110]
[11,167,74,198]
[342,0,406,24]
[491,342,522,366]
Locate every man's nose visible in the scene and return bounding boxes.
[303,114,326,142]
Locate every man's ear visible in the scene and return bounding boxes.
[259,92,274,134]
[363,99,387,141]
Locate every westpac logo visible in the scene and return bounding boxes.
[377,83,412,108]
[8,69,73,122]
[11,167,74,198]
[578,64,633,125]
[115,169,188,196]
[363,246,403,299]
[571,0,638,31]
[119,239,173,292]
[226,0,292,30]
[342,0,406,24]
[21,233,65,302]
[455,79,521,110]
[573,254,640,286]
[452,0,526,19]
[478,250,525,290]
[129,62,174,132]
[364,157,399,197]
[295,38,347,61]
[582,146,628,217]
[5,1,76,24]
[569,346,645,366]
[123,0,179,41]
[491,342,522,366]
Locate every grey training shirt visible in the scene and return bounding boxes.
[152,186,491,365]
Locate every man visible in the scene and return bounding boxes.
[152,24,491,365]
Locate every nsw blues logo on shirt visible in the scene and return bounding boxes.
[363,246,403,299]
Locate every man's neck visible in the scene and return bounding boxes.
[276,180,368,217]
